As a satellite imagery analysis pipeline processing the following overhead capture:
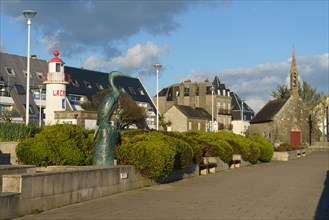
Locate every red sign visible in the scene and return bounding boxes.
[53,90,66,96]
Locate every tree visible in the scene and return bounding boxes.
[270,81,324,107]
[81,88,146,129]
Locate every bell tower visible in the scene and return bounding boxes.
[290,45,299,96]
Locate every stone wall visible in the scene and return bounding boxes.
[0,165,155,219]
[0,142,19,165]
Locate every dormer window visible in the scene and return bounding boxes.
[138,88,145,96]
[96,83,104,90]
[5,67,15,76]
[84,80,92,89]
[128,87,136,95]
[36,72,43,80]
[71,79,80,87]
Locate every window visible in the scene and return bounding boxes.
[198,123,201,130]
[188,121,192,130]
[5,67,15,76]
[96,83,104,90]
[128,87,136,94]
[70,79,80,87]
[62,99,66,109]
[56,63,60,72]
[36,72,43,80]
[22,70,32,78]
[84,81,92,89]
[138,88,145,96]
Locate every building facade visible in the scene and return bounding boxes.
[154,76,254,133]
[0,51,156,129]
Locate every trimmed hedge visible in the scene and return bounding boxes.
[16,126,274,180]
[16,124,95,166]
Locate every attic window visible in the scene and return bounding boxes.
[138,88,145,96]
[22,70,31,78]
[36,72,43,80]
[71,79,80,87]
[5,67,15,76]
[84,81,92,89]
[128,87,136,95]
[96,83,104,90]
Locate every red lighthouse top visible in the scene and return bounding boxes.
[49,50,63,63]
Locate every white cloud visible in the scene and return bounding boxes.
[82,41,170,76]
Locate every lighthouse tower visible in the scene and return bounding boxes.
[43,50,69,125]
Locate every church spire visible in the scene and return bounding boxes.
[290,44,299,96]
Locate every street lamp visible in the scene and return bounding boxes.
[154,63,162,130]
[210,85,215,132]
[38,85,43,127]
[22,10,37,125]
[241,99,244,135]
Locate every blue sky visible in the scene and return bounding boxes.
[1,0,328,112]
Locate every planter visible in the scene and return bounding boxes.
[272,149,308,161]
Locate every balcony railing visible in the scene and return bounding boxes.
[218,108,231,115]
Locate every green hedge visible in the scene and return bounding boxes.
[15,126,274,180]
[16,124,95,166]
[248,135,274,162]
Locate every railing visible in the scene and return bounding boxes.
[218,108,231,115]
[42,73,70,83]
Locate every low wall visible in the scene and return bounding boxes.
[0,165,36,190]
[0,142,19,165]
[0,165,155,219]
[272,148,309,161]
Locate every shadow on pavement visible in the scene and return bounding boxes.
[314,170,329,219]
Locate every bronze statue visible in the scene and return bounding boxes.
[93,71,129,166]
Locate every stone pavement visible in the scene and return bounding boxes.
[16,152,329,220]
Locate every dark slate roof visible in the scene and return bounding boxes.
[65,67,154,106]
[230,92,254,120]
[175,105,212,120]
[249,98,288,124]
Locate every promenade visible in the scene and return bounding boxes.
[16,152,329,220]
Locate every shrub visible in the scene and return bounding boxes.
[16,124,95,166]
[249,135,273,162]
[117,131,176,179]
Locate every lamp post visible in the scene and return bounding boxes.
[22,10,37,125]
[326,106,329,142]
[308,113,313,146]
[210,85,214,132]
[241,99,244,135]
[154,63,161,130]
[38,85,43,127]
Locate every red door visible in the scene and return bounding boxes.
[290,131,301,147]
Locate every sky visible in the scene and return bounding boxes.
[0,0,328,113]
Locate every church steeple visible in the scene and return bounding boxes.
[290,44,299,96]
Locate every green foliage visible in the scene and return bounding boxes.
[16,124,95,166]
[249,135,274,162]
[117,131,176,179]
[270,81,324,107]
[0,122,42,141]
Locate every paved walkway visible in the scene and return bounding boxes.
[16,152,329,220]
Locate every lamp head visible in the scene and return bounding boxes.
[22,10,37,21]
[154,63,162,71]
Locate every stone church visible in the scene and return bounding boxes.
[248,47,321,147]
